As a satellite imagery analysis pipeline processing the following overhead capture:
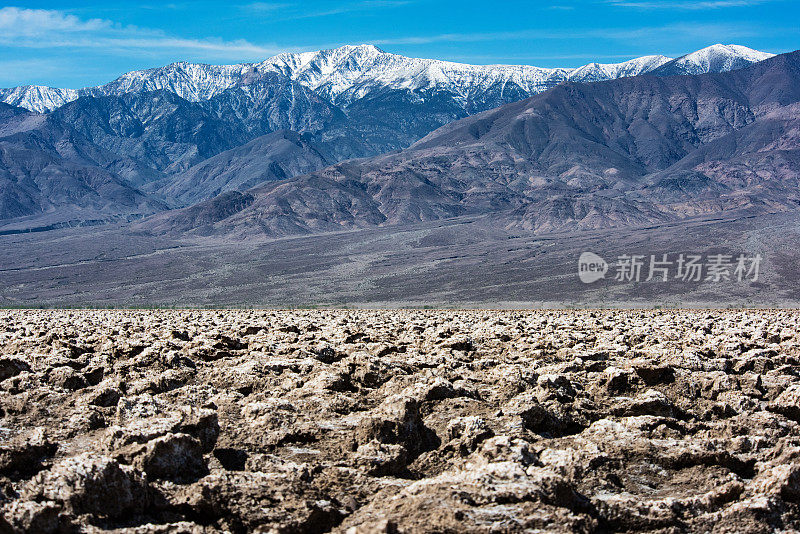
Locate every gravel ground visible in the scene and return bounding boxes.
[1,309,799,533]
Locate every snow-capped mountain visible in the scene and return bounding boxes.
[0,85,79,114]
[565,55,672,83]
[89,62,255,102]
[258,45,570,106]
[140,50,800,239]
[0,44,774,113]
[651,44,775,76]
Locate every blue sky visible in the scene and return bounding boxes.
[1,0,798,88]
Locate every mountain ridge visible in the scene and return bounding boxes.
[138,49,800,238]
[0,44,784,231]
[1,44,773,113]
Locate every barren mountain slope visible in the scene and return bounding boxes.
[157,130,332,206]
[0,103,164,226]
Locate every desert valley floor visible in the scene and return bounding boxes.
[1,309,800,532]
[2,209,799,308]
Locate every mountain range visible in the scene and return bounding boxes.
[0,43,785,234]
[0,44,773,113]
[141,49,800,237]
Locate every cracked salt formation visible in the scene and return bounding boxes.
[0,309,799,532]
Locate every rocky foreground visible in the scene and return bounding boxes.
[1,310,799,533]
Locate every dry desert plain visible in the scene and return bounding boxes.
[1,309,800,533]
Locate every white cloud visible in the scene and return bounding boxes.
[0,7,284,59]
[243,2,294,12]
[0,7,110,36]
[244,0,415,20]
[606,0,770,9]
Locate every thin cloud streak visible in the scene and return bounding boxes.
[0,7,286,60]
[242,2,295,12]
[0,58,67,85]
[607,0,771,9]
[242,0,415,20]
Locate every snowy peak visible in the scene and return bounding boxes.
[255,45,567,104]
[260,44,386,79]
[0,85,79,114]
[0,44,776,113]
[685,44,774,64]
[254,44,393,99]
[94,61,255,102]
[651,44,775,76]
[567,55,672,82]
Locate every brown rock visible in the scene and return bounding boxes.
[0,357,30,381]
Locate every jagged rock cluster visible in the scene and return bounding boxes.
[1,309,799,533]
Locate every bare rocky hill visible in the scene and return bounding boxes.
[1,309,800,532]
[157,130,332,206]
[0,103,165,229]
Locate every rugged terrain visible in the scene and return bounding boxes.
[0,44,777,232]
[142,50,800,238]
[1,309,800,533]
[0,49,797,309]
